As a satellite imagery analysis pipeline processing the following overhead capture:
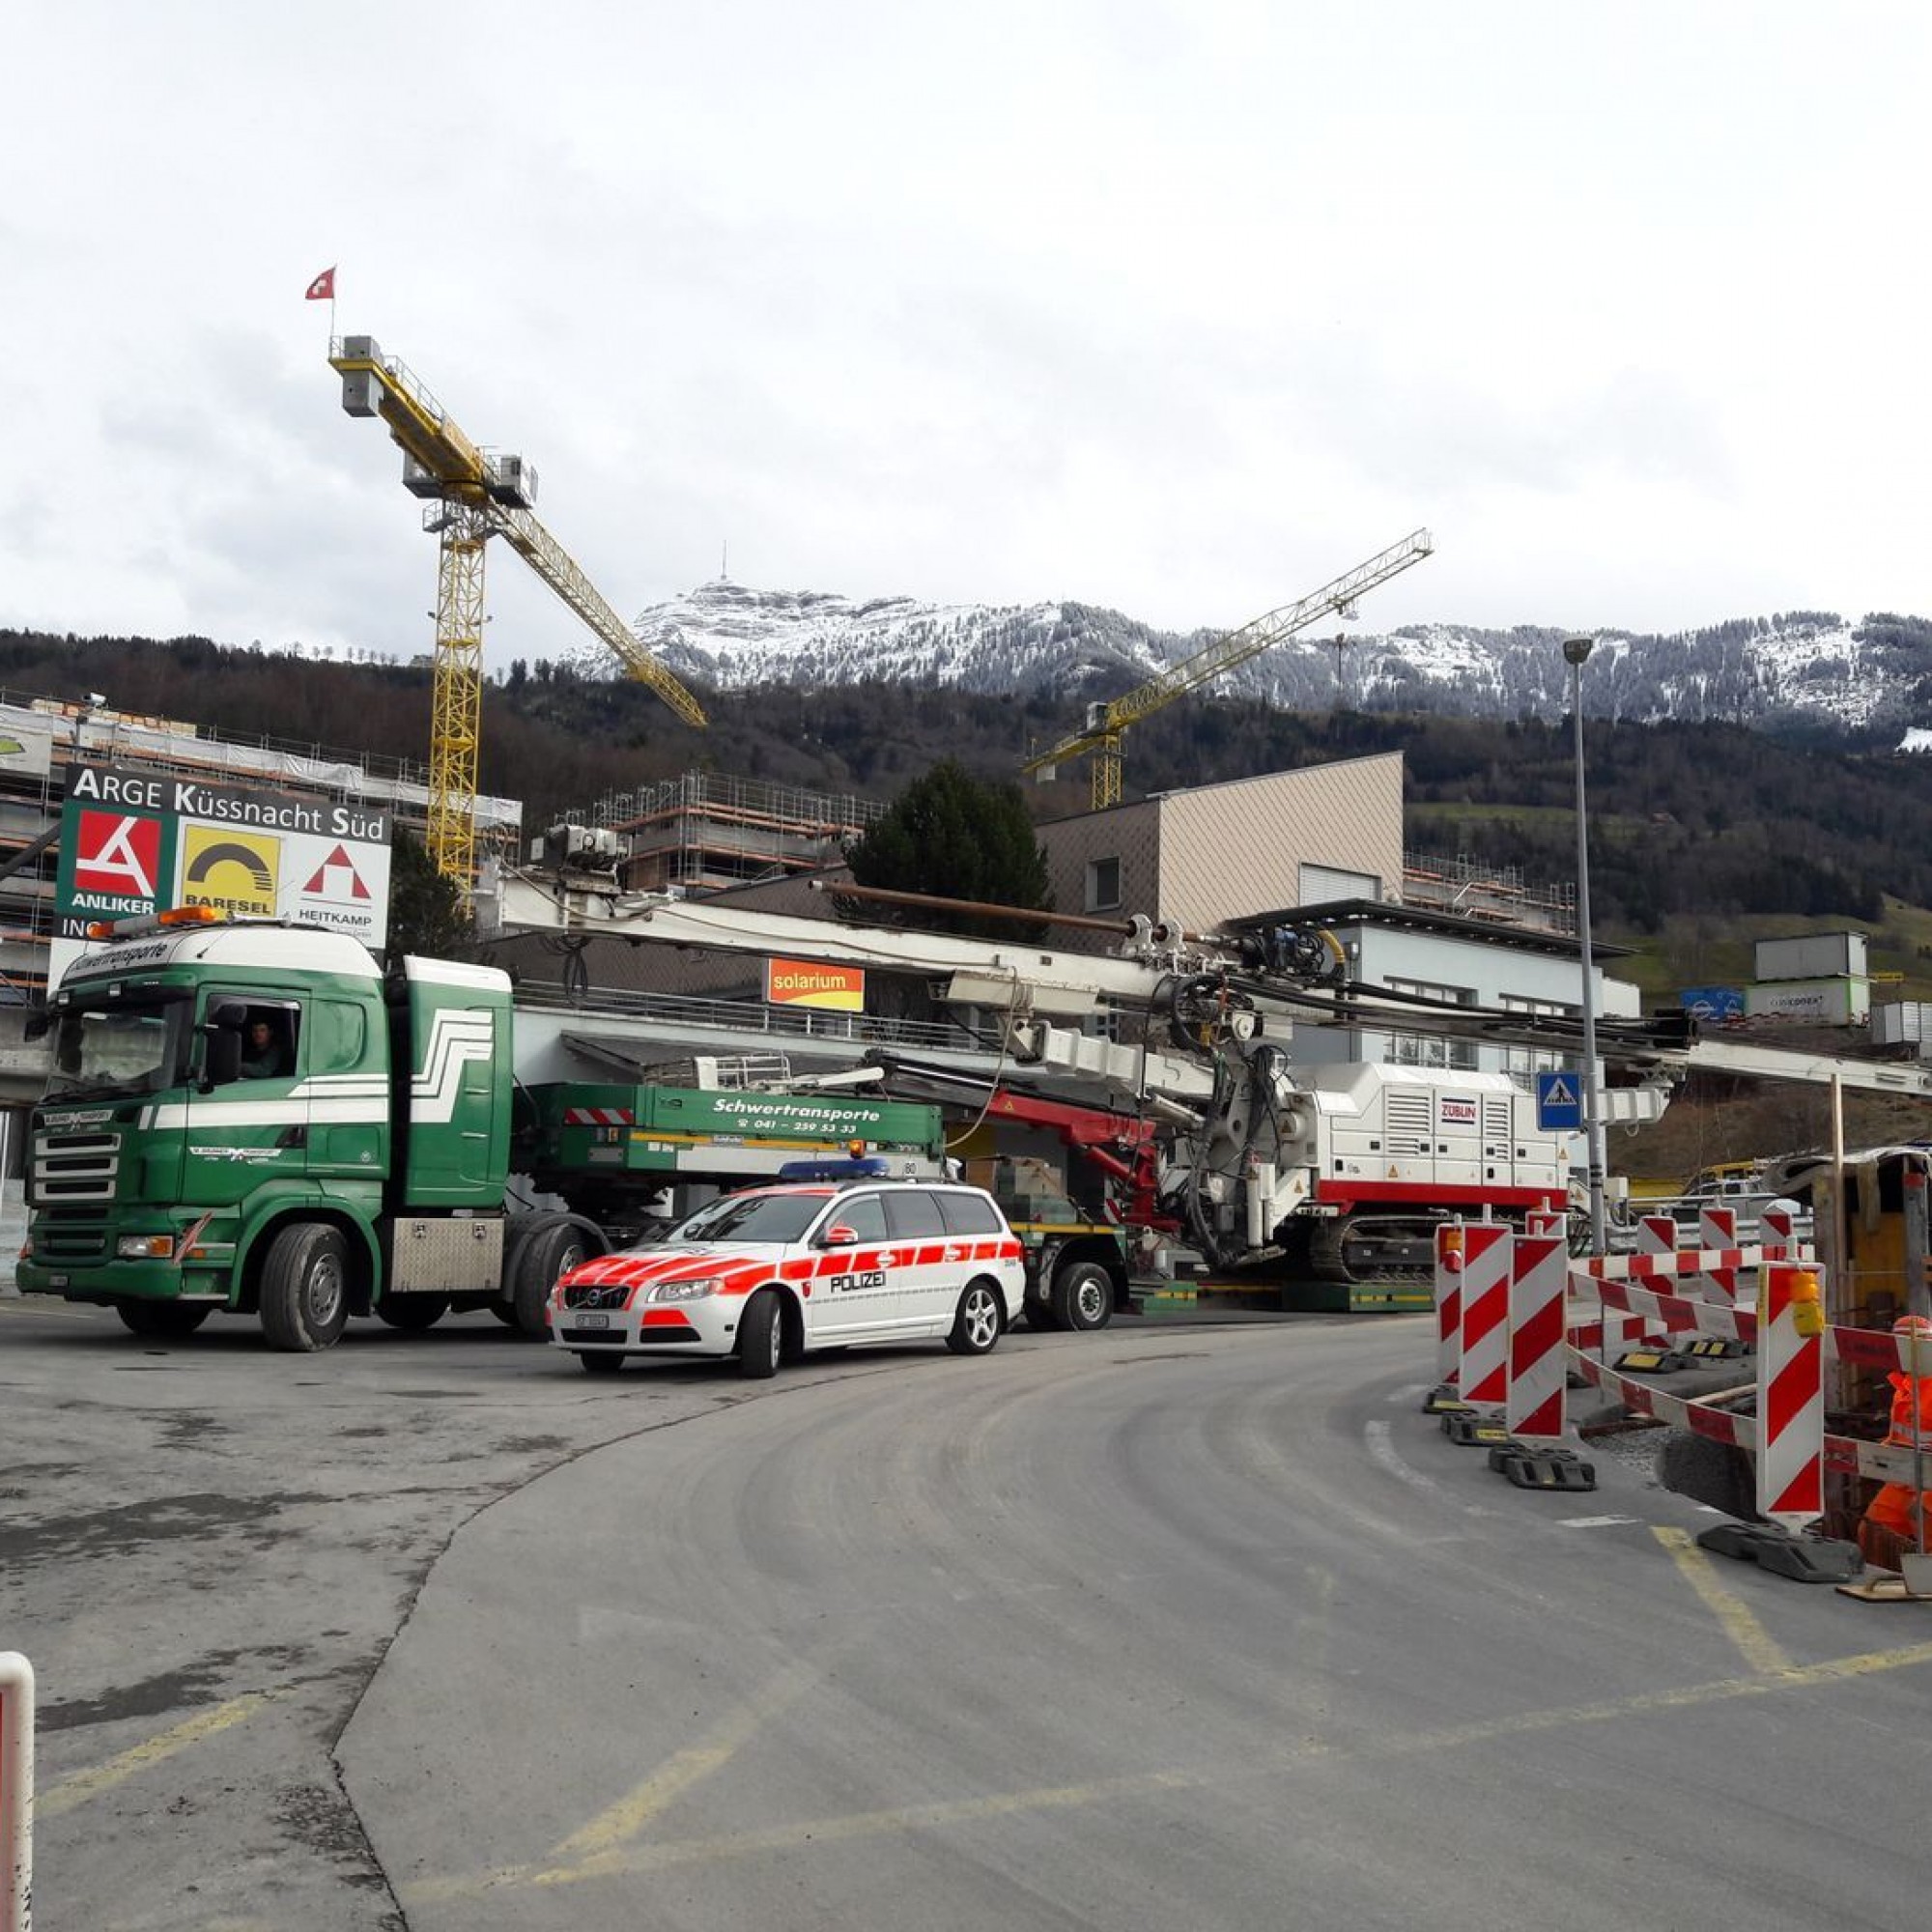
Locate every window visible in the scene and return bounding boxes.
[937,1190,1004,1236]
[833,1194,888,1242]
[1383,977,1477,1072]
[1498,994,1577,1092]
[883,1188,948,1238]
[1085,856,1122,912]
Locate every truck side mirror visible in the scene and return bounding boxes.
[23,1008,50,1041]
[203,1030,242,1089]
[211,1001,249,1028]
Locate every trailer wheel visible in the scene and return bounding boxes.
[737,1291,783,1379]
[946,1279,1004,1356]
[512,1224,593,1339]
[375,1294,450,1331]
[116,1301,213,1338]
[1049,1261,1114,1332]
[259,1225,350,1352]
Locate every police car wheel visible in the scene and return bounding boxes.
[947,1280,1004,1355]
[738,1292,783,1379]
[578,1351,624,1377]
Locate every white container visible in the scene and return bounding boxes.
[1873,1002,1932,1047]
[1754,931,1867,982]
[1746,977,1870,1025]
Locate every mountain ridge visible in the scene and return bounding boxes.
[600,579,1932,739]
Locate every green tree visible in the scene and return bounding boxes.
[842,758,1054,939]
[384,825,472,963]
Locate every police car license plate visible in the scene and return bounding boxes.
[576,1312,611,1329]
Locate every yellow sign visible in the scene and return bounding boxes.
[181,826,280,918]
[765,958,865,1012]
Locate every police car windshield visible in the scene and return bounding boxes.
[672,1190,831,1245]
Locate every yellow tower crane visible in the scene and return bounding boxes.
[1021,528,1435,810]
[327,334,707,888]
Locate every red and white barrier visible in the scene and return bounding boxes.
[1506,1219,1569,1443]
[1760,1205,1799,1261]
[1696,1207,1740,1306]
[0,1651,30,1932]
[1432,1224,1464,1386]
[1456,1221,1513,1406]
[1755,1264,1825,1527]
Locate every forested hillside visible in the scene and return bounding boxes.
[8,628,1928,940]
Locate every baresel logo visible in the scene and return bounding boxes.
[181,826,279,917]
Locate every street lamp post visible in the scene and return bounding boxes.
[1564,636,1607,1253]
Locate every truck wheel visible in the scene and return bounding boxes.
[737,1291,783,1379]
[1049,1261,1115,1332]
[116,1301,213,1337]
[259,1225,350,1352]
[946,1279,1004,1356]
[375,1294,450,1331]
[512,1224,592,1339]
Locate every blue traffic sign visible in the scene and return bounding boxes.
[1536,1070,1583,1132]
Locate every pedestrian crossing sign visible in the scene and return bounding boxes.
[1536,1071,1583,1131]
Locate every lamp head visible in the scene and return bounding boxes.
[1561,637,1594,667]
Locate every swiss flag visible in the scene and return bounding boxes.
[304,266,336,302]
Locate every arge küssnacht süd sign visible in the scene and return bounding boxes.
[51,765,393,985]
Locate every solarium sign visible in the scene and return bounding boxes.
[51,765,393,985]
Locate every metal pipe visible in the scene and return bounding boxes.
[1564,638,1607,1254]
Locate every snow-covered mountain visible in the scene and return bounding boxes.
[594,580,1932,738]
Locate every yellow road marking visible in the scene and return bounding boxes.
[39,1693,270,1818]
[402,1638,1932,1905]
[1652,1525,1793,1673]
[550,1654,824,1863]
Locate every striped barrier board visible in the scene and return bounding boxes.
[1572,1242,1799,1284]
[1697,1207,1740,1306]
[1457,1221,1514,1406]
[1568,1347,1916,1487]
[1589,1274,1919,1377]
[1757,1263,1825,1526]
[0,1651,29,1932]
[1506,1221,1569,1443]
[1433,1225,1463,1384]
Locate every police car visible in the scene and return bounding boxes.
[546,1165,1028,1378]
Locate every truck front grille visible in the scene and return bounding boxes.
[32,1209,112,1264]
[31,1129,122,1205]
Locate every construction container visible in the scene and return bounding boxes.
[1754,932,1868,982]
[1746,977,1870,1026]
[1871,1002,1932,1052]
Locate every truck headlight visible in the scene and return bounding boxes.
[650,1276,724,1303]
[117,1235,177,1260]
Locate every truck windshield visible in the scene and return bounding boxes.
[671,1191,831,1244]
[43,1000,188,1101]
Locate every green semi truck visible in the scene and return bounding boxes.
[14,911,946,1350]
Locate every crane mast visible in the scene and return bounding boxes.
[1022,527,1435,809]
[328,335,707,889]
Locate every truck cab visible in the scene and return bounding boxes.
[16,911,519,1349]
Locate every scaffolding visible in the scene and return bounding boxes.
[581,771,886,896]
[1403,850,1576,935]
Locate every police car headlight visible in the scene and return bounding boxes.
[117,1235,176,1260]
[650,1276,724,1303]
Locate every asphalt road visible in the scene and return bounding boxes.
[5,1297,1930,1930]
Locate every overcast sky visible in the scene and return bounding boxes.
[5,1,1927,671]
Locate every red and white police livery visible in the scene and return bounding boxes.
[547,1168,1027,1378]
